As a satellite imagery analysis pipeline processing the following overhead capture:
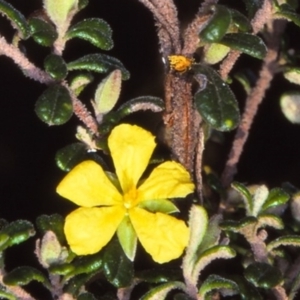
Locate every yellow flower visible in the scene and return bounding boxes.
[56,124,194,263]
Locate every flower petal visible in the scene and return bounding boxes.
[57,160,122,207]
[138,161,194,201]
[64,206,125,255]
[108,124,156,193]
[130,207,190,263]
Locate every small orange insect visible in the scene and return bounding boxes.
[168,55,194,73]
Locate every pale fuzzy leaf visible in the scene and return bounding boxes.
[93,69,122,115]
[291,193,300,222]
[199,274,239,298]
[191,246,236,285]
[140,281,186,300]
[267,235,300,252]
[231,182,252,215]
[44,0,78,28]
[280,92,300,124]
[184,205,208,275]
[284,68,300,85]
[252,185,269,217]
[257,214,284,231]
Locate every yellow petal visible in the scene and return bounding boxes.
[64,206,125,255]
[57,160,122,207]
[108,124,156,193]
[130,207,189,263]
[137,161,194,201]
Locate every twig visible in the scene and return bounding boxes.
[221,19,286,187]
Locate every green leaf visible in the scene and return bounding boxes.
[193,64,240,131]
[199,274,239,299]
[64,273,95,296]
[203,43,230,65]
[242,0,263,19]
[137,199,179,214]
[275,4,300,27]
[36,214,65,245]
[267,235,300,252]
[117,96,164,118]
[55,142,87,172]
[220,33,267,59]
[44,54,68,80]
[140,281,186,300]
[116,216,137,261]
[49,263,75,276]
[35,84,73,125]
[69,73,94,96]
[93,69,121,116]
[0,0,30,39]
[173,293,193,300]
[28,17,58,46]
[67,53,130,80]
[261,188,289,212]
[200,5,231,43]
[78,0,88,11]
[65,251,103,279]
[229,9,252,32]
[3,267,50,289]
[66,18,113,50]
[231,275,262,300]
[103,238,134,288]
[44,0,78,28]
[220,217,257,232]
[0,220,35,251]
[136,268,181,283]
[280,91,300,124]
[244,262,282,288]
[232,182,253,214]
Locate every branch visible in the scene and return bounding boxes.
[137,0,181,53]
[221,19,286,187]
[0,35,98,135]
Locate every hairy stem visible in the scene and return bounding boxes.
[221,19,286,187]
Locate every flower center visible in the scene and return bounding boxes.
[123,188,139,209]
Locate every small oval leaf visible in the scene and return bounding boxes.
[242,0,263,19]
[44,0,78,28]
[199,274,239,298]
[93,69,122,115]
[29,17,58,46]
[200,5,231,43]
[35,84,73,125]
[220,33,267,59]
[280,91,300,124]
[66,18,113,50]
[0,0,30,39]
[244,262,282,288]
[141,282,186,300]
[1,220,35,250]
[262,188,289,212]
[67,53,130,80]
[103,238,134,288]
[55,142,87,172]
[69,73,94,96]
[229,9,252,32]
[36,214,65,245]
[276,4,300,27]
[3,267,50,288]
[44,54,67,80]
[284,68,300,85]
[193,64,240,131]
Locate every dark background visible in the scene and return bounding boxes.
[0,0,300,255]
